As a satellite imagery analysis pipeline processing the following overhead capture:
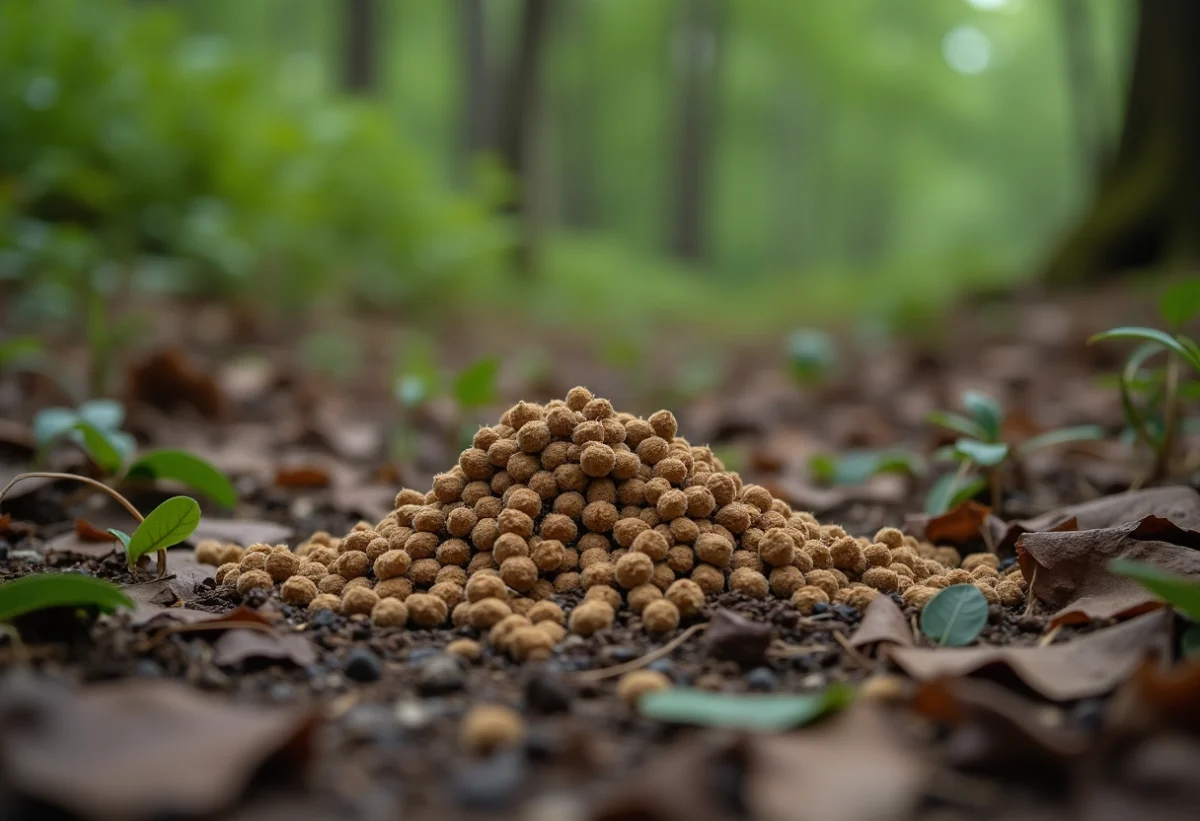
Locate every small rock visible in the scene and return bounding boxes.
[195,666,231,691]
[523,669,574,715]
[558,635,586,651]
[831,604,860,622]
[344,704,396,742]
[810,602,830,615]
[1070,698,1107,732]
[523,725,564,761]
[343,648,383,682]
[999,556,1018,571]
[695,672,726,692]
[395,699,433,730]
[647,659,675,679]
[745,666,778,691]
[269,683,295,702]
[417,654,465,695]
[9,550,43,565]
[310,609,338,628]
[407,647,440,663]
[451,750,527,809]
[135,660,163,678]
[799,672,827,690]
[599,646,636,665]
[704,609,773,666]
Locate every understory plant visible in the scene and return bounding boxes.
[1109,559,1200,658]
[391,341,501,461]
[1089,279,1200,484]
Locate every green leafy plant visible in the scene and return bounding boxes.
[1089,281,1200,483]
[919,584,988,646]
[925,390,1103,514]
[32,399,236,507]
[809,448,926,487]
[638,683,854,731]
[785,329,836,387]
[0,573,134,623]
[0,473,201,577]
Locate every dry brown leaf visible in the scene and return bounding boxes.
[1107,659,1200,736]
[0,678,314,820]
[42,530,121,559]
[925,500,993,546]
[849,594,914,649]
[0,512,11,534]
[74,518,116,543]
[890,610,1171,701]
[191,518,292,547]
[212,629,317,668]
[746,703,930,821]
[128,348,223,418]
[1017,515,1200,625]
[273,466,331,489]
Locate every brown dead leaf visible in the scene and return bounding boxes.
[42,530,121,559]
[746,703,930,821]
[0,678,314,819]
[74,518,116,543]
[1017,515,1200,625]
[925,501,993,546]
[0,512,10,534]
[191,518,292,547]
[212,629,317,668]
[850,594,914,649]
[128,348,223,419]
[891,610,1171,701]
[273,465,331,489]
[1108,659,1200,736]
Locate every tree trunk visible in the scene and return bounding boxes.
[496,0,553,274]
[460,0,490,162]
[1045,0,1200,282]
[1058,0,1106,175]
[669,0,723,263]
[343,0,377,94]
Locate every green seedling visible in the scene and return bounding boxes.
[809,448,926,487]
[919,584,988,646]
[1089,280,1200,483]
[1109,559,1200,658]
[0,473,201,577]
[32,399,236,507]
[638,683,854,731]
[785,329,835,387]
[926,390,1103,514]
[0,573,134,624]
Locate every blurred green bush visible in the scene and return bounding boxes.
[0,0,507,327]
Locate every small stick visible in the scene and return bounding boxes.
[831,630,874,669]
[1021,565,1039,620]
[0,471,167,578]
[767,640,828,659]
[1038,624,1062,648]
[571,623,707,682]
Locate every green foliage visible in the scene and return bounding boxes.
[0,573,134,622]
[919,584,988,646]
[73,420,131,474]
[1108,559,1200,621]
[785,329,836,386]
[0,335,44,370]
[126,449,238,509]
[953,438,1009,467]
[961,390,1003,441]
[638,684,854,731]
[1161,280,1200,330]
[809,449,926,487]
[1090,328,1200,373]
[453,357,499,410]
[924,473,988,515]
[124,496,201,568]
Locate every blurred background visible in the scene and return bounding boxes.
[0,0,1195,503]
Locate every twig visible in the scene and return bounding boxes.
[831,630,874,669]
[767,640,828,659]
[1022,565,1039,620]
[570,623,707,682]
[1038,623,1063,647]
[0,471,167,578]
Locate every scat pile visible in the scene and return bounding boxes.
[195,387,1027,660]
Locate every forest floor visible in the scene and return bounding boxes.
[1,281,1199,821]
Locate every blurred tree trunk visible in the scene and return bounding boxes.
[1058,0,1106,174]
[669,0,723,263]
[460,0,490,162]
[1045,0,1200,281]
[343,0,377,93]
[497,0,552,274]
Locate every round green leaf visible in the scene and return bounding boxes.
[0,573,134,622]
[126,496,202,566]
[924,473,988,515]
[77,398,125,431]
[920,584,989,646]
[33,407,78,447]
[453,358,499,409]
[73,420,129,474]
[954,438,1010,467]
[126,449,238,508]
[962,391,1003,441]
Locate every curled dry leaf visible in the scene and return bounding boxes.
[1017,515,1200,625]
[75,518,116,543]
[212,629,317,668]
[891,609,1171,701]
[849,594,914,649]
[910,500,995,547]
[0,678,314,820]
[42,530,121,560]
[128,348,223,419]
[273,466,331,489]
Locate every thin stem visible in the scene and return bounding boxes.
[1151,354,1181,482]
[571,622,707,682]
[0,471,166,578]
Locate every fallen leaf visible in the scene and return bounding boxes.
[191,518,293,547]
[849,594,913,649]
[704,609,774,666]
[1017,515,1200,624]
[638,685,853,731]
[0,678,314,819]
[128,348,223,419]
[0,512,11,534]
[212,629,317,668]
[890,609,1171,701]
[1108,658,1200,736]
[746,703,930,821]
[920,584,989,647]
[274,466,331,489]
[42,530,121,559]
[74,518,116,543]
[905,500,1000,548]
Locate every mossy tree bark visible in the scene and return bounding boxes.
[1045,0,1200,282]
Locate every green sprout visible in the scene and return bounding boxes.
[785,329,835,387]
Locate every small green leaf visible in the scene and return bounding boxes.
[638,684,854,731]
[77,398,125,431]
[926,410,987,441]
[786,330,836,386]
[924,473,988,515]
[920,584,989,646]
[453,357,499,409]
[126,449,238,508]
[392,374,431,408]
[0,335,44,370]
[954,439,1009,467]
[1108,559,1200,621]
[126,496,202,567]
[962,391,1003,441]
[0,573,134,622]
[74,420,127,470]
[809,449,926,486]
[1181,625,1200,659]
[33,407,79,447]
[107,529,132,549]
[1017,425,1106,455]
[1161,280,1200,329]
[1090,327,1200,372]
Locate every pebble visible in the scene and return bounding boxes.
[407,647,440,663]
[599,646,637,665]
[704,609,773,666]
[417,653,466,695]
[558,635,586,651]
[1000,556,1018,571]
[831,604,860,622]
[810,602,830,615]
[1070,698,1107,732]
[344,704,396,742]
[395,699,434,730]
[799,672,827,690]
[310,609,338,629]
[523,669,574,715]
[647,659,675,679]
[135,660,163,678]
[745,666,779,691]
[451,750,527,809]
[269,683,295,702]
[343,648,383,682]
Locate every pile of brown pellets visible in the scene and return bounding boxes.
[196,387,1027,662]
